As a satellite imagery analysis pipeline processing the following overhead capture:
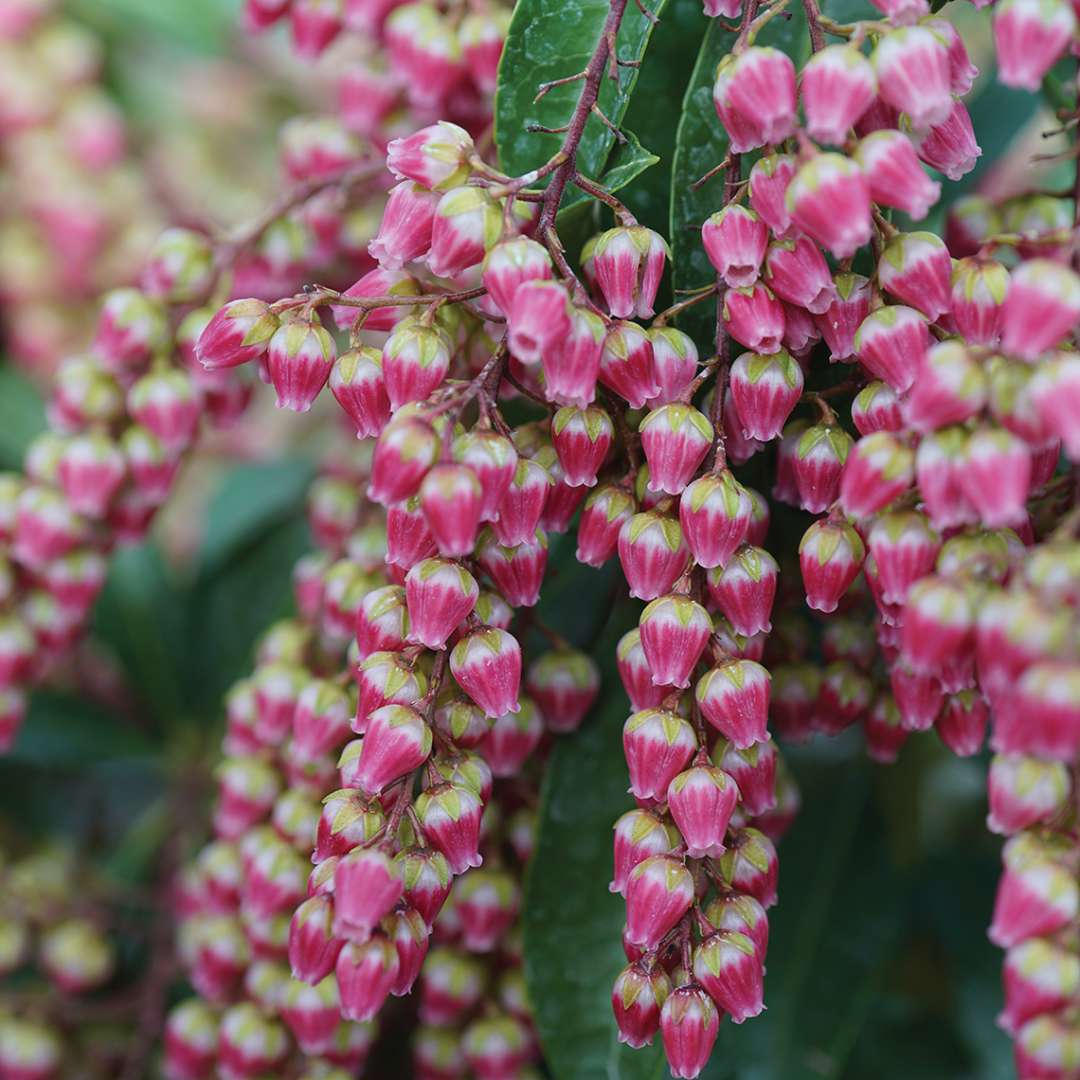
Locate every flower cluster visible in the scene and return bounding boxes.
[167,451,570,1078]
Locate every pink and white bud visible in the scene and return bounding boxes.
[878,232,952,321]
[612,961,671,1049]
[618,511,690,601]
[647,327,699,408]
[427,187,503,279]
[854,305,929,393]
[639,595,712,690]
[793,423,852,514]
[611,808,676,895]
[694,930,764,1024]
[369,416,440,506]
[336,935,399,1022]
[330,347,392,439]
[623,708,697,801]
[856,130,941,220]
[702,205,768,288]
[852,381,903,436]
[454,868,520,953]
[1001,259,1080,362]
[713,47,797,153]
[356,585,410,658]
[935,689,988,756]
[987,753,1070,835]
[128,369,200,456]
[905,340,986,431]
[551,406,614,488]
[94,287,167,373]
[639,404,712,496]
[729,349,804,443]
[661,985,720,1080]
[266,319,335,413]
[799,519,865,614]
[476,528,548,607]
[288,896,343,985]
[526,648,600,734]
[911,100,982,181]
[481,235,553,317]
[577,484,635,567]
[950,257,1008,346]
[994,0,1076,92]
[914,426,977,530]
[450,626,522,718]
[785,154,872,259]
[492,457,551,547]
[352,704,432,795]
[625,855,695,949]
[333,268,423,334]
[867,511,939,606]
[386,496,438,572]
[334,848,403,941]
[722,282,786,354]
[418,465,482,557]
[764,235,836,314]
[1000,937,1080,1037]
[801,45,877,145]
[996,662,1080,761]
[705,545,778,637]
[383,320,451,411]
[58,432,125,518]
[900,575,973,675]
[294,679,351,760]
[415,783,485,874]
[591,225,669,320]
[600,321,660,409]
[749,153,797,238]
[815,272,872,359]
[508,279,572,366]
[873,26,952,130]
[696,659,771,748]
[713,739,777,816]
[717,827,778,907]
[396,848,452,929]
[617,629,675,711]
[479,696,544,775]
[668,764,739,858]
[405,558,479,649]
[679,470,751,570]
[290,0,343,57]
[990,836,1079,947]
[960,426,1031,528]
[543,306,606,408]
[387,121,474,192]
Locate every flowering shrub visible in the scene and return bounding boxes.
[1,0,1079,1076]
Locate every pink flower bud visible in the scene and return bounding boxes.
[479,696,543,775]
[764,236,835,315]
[600,321,661,409]
[814,274,870,361]
[935,689,987,755]
[888,663,943,732]
[626,854,695,949]
[618,511,690,601]
[1001,259,1080,361]
[900,575,973,676]
[356,585,410,658]
[873,26,952,129]
[1001,937,1080,1038]
[526,648,600,734]
[879,232,953,322]
[334,269,422,335]
[427,187,502,279]
[793,422,852,514]
[915,425,977,530]
[949,257,1008,347]
[640,404,712,496]
[867,511,939,607]
[290,0,343,57]
[292,679,351,760]
[960,426,1031,528]
[266,319,335,413]
[414,782,485,874]
[701,205,768,288]
[385,4,466,107]
[854,304,928,392]
[368,182,439,271]
[492,457,551,546]
[94,287,167,373]
[996,662,1080,761]
[785,154,872,259]
[839,430,914,519]
[353,704,432,795]
[388,120,474,191]
[639,594,712,690]
[694,930,764,1023]
[57,432,125,519]
[713,47,797,153]
[624,707,702,809]
[612,961,671,1048]
[729,349,803,442]
[480,236,552,317]
[396,847,452,930]
[334,848,403,941]
[288,895,343,985]
[460,8,511,91]
[856,130,941,220]
[419,947,485,1025]
[815,659,873,735]
[722,282,786,354]
[405,558,479,649]
[911,100,981,181]
[315,789,383,861]
[451,626,521,718]
[577,484,635,567]
[851,381,903,436]
[713,739,777,816]
[447,430,515,526]
[476,528,548,607]
[542,305,605,408]
[127,369,200,456]
[994,0,1076,91]
[164,999,219,1080]
[705,545,778,637]
[336,935,398,1022]
[801,44,877,145]
[329,346,390,438]
[591,225,669,320]
[987,753,1070,835]
[611,807,676,896]
[617,628,677,711]
[386,496,438,572]
[383,320,450,410]
[551,406,614,488]
[417,464,482,557]
[799,519,865,614]
[679,470,751,570]
[995,838,1080,952]
[863,692,908,763]
[142,227,213,304]
[717,826,778,906]
[218,1003,288,1078]
[705,892,770,958]
[369,415,440,506]
[280,975,341,1055]
[749,152,797,237]
[661,984,720,1080]
[668,765,740,858]
[453,867,519,954]
[508,279,572,366]
[696,659,771,748]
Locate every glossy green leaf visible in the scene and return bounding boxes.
[0,365,46,470]
[522,599,665,1080]
[495,0,670,183]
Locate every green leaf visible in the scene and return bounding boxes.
[495,0,670,184]
[0,365,45,469]
[522,600,665,1080]
[9,691,155,765]
[196,459,316,578]
[597,130,662,199]
[67,0,239,53]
